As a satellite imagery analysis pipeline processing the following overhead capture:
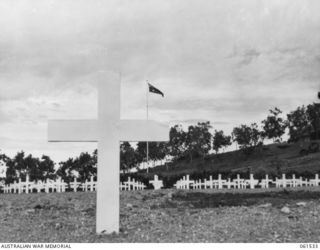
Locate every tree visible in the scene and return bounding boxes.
[56,158,76,183]
[10,151,28,179]
[4,151,55,183]
[167,125,187,159]
[73,152,97,182]
[5,160,16,184]
[120,142,137,173]
[261,107,287,143]
[0,151,10,163]
[135,141,167,168]
[306,103,320,140]
[38,155,55,180]
[6,151,32,182]
[212,130,232,154]
[287,105,310,142]
[249,123,263,147]
[56,150,97,182]
[232,123,263,150]
[0,151,10,182]
[135,142,147,164]
[24,154,41,181]
[185,121,212,162]
[156,142,168,163]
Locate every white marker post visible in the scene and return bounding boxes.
[48,71,169,234]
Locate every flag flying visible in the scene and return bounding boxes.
[148,82,164,97]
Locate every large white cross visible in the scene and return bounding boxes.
[48,71,169,234]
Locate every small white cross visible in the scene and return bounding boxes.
[149,175,163,190]
[246,174,258,189]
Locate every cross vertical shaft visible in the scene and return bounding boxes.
[146,81,149,173]
[96,73,120,233]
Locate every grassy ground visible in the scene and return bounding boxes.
[145,142,320,177]
[1,188,320,242]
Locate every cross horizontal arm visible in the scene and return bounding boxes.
[48,120,98,142]
[119,120,169,142]
[48,119,169,142]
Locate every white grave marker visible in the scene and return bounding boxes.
[246,174,258,189]
[310,174,320,186]
[149,175,163,190]
[217,174,224,189]
[48,71,169,234]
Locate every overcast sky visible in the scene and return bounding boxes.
[0,0,320,162]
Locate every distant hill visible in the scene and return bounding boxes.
[137,141,320,178]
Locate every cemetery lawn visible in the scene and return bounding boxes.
[1,188,320,243]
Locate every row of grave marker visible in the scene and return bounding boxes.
[1,176,96,194]
[174,174,320,189]
[0,176,148,194]
[1,173,320,194]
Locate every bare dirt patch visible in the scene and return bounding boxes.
[0,188,320,242]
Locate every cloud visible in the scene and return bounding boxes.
[1,0,319,93]
[0,0,320,161]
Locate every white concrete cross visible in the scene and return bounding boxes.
[246,174,258,189]
[45,179,56,193]
[149,175,163,190]
[83,176,96,192]
[226,178,232,189]
[35,180,42,193]
[202,178,208,189]
[192,179,201,189]
[3,184,10,194]
[126,177,134,191]
[299,176,309,187]
[310,174,320,186]
[208,176,214,189]
[235,174,245,189]
[281,174,287,187]
[48,71,169,234]
[290,174,298,187]
[217,174,225,189]
[70,177,81,192]
[25,175,30,194]
[184,175,194,189]
[18,178,23,194]
[56,177,67,193]
[259,174,270,188]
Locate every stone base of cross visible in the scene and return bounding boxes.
[48,71,169,234]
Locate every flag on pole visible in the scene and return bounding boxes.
[148,82,164,97]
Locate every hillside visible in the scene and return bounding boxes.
[138,141,320,178]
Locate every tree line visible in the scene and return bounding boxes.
[0,102,320,182]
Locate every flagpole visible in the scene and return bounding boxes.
[146,81,149,174]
